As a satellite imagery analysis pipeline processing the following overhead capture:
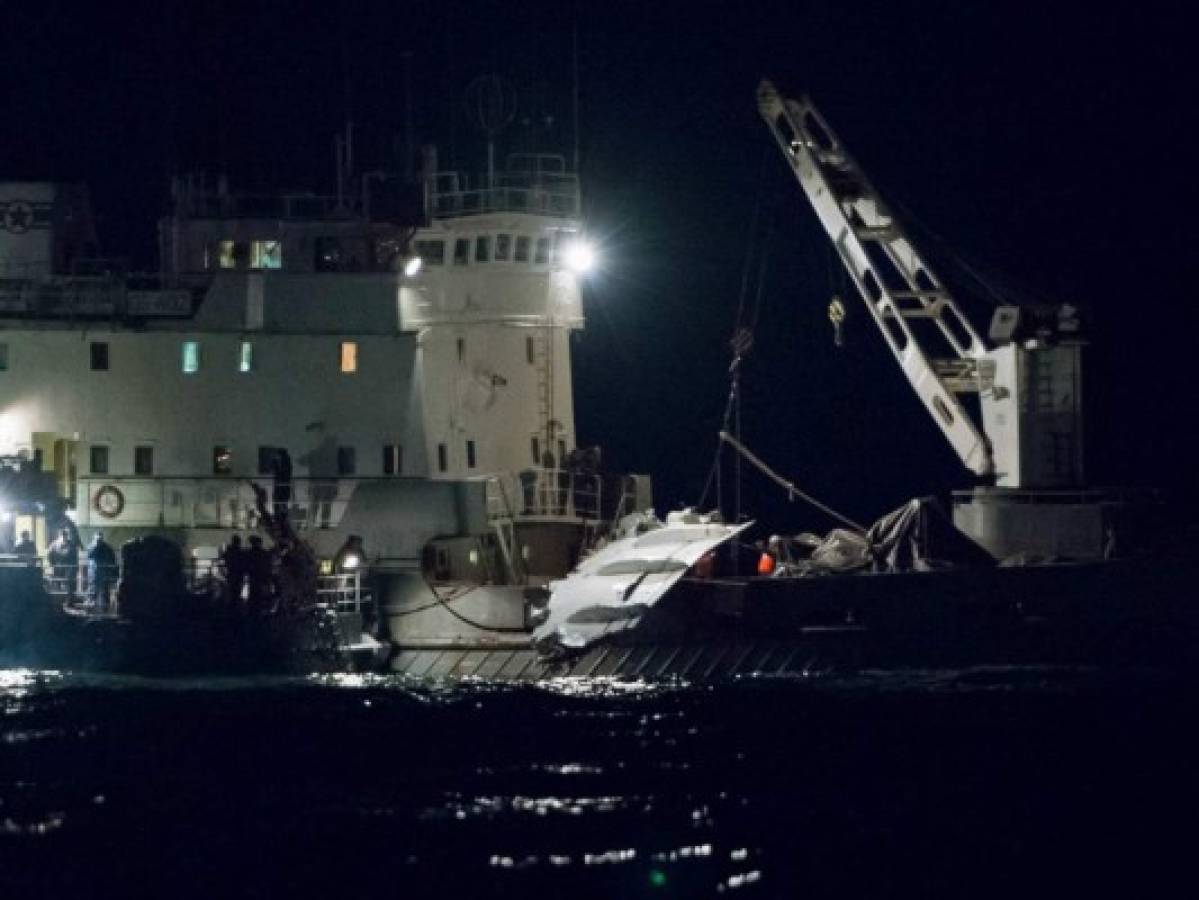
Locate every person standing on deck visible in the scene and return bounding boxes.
[87,532,117,611]
[47,528,80,597]
[220,534,247,604]
[12,530,37,560]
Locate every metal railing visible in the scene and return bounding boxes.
[0,273,197,318]
[483,468,600,521]
[14,553,370,615]
[75,477,359,530]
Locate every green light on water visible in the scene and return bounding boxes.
[650,869,668,888]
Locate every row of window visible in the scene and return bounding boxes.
[0,340,362,375]
[414,231,569,268]
[205,240,283,270]
[86,441,485,476]
[2,337,543,375]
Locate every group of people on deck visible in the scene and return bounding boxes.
[218,534,275,612]
[7,527,119,610]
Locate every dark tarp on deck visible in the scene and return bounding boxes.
[806,497,994,574]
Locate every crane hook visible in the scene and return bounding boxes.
[828,296,846,347]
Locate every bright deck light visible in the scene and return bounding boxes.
[563,240,596,274]
[403,255,423,277]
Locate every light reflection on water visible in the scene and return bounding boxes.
[0,666,1194,898]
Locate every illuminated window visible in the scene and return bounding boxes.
[250,240,282,270]
[514,235,531,262]
[182,341,200,374]
[475,236,490,263]
[340,341,358,373]
[382,444,403,475]
[239,341,253,373]
[437,443,448,472]
[213,446,232,475]
[466,440,477,469]
[453,239,469,265]
[534,237,550,265]
[134,445,154,476]
[90,342,109,371]
[89,445,109,475]
[337,446,356,476]
[0,342,8,371]
[216,240,243,269]
[495,234,512,261]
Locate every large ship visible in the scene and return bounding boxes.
[0,144,651,672]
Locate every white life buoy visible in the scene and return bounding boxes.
[94,485,125,519]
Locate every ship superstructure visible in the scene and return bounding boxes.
[0,155,645,596]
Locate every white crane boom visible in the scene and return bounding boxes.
[757,80,994,478]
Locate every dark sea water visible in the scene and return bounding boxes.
[1,667,1195,899]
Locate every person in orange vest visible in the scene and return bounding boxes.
[756,539,777,576]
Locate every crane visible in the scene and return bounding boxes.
[757,80,1084,492]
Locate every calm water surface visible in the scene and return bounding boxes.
[1,667,1195,898]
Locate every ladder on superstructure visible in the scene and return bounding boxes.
[757,81,995,478]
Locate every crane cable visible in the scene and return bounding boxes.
[697,150,772,514]
[718,431,866,535]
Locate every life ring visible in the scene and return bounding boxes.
[94,485,125,518]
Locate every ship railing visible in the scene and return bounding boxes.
[180,561,372,615]
[33,559,118,604]
[427,168,580,220]
[0,273,195,318]
[483,468,601,521]
[74,477,362,531]
[173,191,347,221]
[315,571,372,615]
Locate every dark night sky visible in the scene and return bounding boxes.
[3,1,1195,530]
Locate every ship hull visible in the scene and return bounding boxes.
[385,557,1199,679]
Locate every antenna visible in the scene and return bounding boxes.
[464,74,517,189]
[572,4,580,173]
[402,51,415,180]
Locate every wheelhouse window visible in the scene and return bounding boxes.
[534,237,550,265]
[239,341,253,373]
[90,342,109,371]
[453,238,469,265]
[250,240,282,270]
[526,336,536,364]
[382,444,403,475]
[514,235,531,263]
[337,446,357,476]
[414,240,445,266]
[213,446,233,475]
[134,445,154,476]
[530,436,540,465]
[89,445,109,475]
[475,236,491,263]
[340,341,358,373]
[182,341,200,374]
[437,443,448,472]
[495,234,512,261]
[466,440,477,469]
[216,240,244,269]
[0,342,8,371]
